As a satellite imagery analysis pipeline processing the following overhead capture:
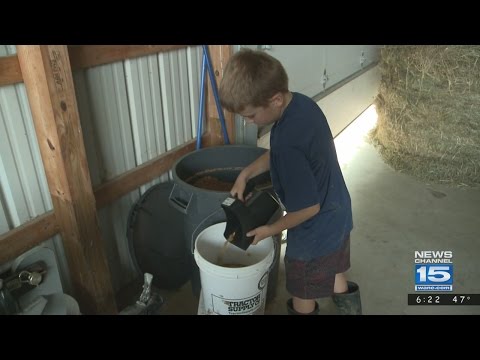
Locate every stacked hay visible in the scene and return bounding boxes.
[371,45,480,187]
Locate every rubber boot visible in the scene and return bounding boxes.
[332,281,362,315]
[286,298,319,315]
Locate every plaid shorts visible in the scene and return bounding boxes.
[284,235,351,299]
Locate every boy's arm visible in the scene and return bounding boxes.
[231,151,270,201]
[248,203,320,245]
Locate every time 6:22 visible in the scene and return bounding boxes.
[416,295,440,304]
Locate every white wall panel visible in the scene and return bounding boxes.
[0,46,53,229]
[258,64,381,149]
[159,53,176,151]
[241,45,380,144]
[268,45,322,97]
[0,199,8,234]
[255,45,379,98]
[318,64,381,137]
[0,86,49,224]
[125,53,166,193]
[324,45,378,88]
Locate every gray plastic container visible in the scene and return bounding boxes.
[170,145,282,302]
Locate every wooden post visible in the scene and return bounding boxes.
[204,45,235,147]
[17,45,117,314]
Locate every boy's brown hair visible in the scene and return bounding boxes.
[219,48,289,113]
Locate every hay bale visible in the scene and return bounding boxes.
[371,45,480,187]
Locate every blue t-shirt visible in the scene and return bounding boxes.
[270,92,353,261]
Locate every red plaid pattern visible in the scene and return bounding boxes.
[285,235,351,299]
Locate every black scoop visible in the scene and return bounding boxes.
[221,172,280,250]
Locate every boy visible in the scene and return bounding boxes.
[219,48,362,315]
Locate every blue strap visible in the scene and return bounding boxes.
[196,45,231,150]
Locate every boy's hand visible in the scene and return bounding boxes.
[230,175,247,202]
[247,225,273,245]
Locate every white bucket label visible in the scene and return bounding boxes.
[213,292,263,315]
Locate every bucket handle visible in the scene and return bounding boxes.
[169,183,193,215]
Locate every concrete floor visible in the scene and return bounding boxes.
[148,107,480,315]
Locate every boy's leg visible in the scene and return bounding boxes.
[284,255,322,315]
[330,236,362,314]
[292,297,316,313]
[284,235,353,315]
[284,253,338,315]
[333,273,348,293]
[286,297,319,315]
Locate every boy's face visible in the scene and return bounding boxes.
[239,93,284,127]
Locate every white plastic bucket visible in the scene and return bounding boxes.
[194,222,274,315]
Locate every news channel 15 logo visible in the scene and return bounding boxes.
[414,250,453,291]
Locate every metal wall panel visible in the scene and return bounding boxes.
[317,64,381,137]
[323,45,378,89]
[0,45,72,294]
[264,45,379,97]
[74,62,139,291]
[238,45,381,144]
[0,52,52,228]
[73,45,204,291]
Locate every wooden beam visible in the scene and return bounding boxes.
[94,138,199,209]
[0,212,59,264]
[0,46,189,87]
[68,45,189,70]
[17,45,116,315]
[204,45,235,147]
[0,55,22,86]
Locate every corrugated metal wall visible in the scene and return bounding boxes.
[73,46,205,291]
[0,45,71,289]
[1,45,206,293]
